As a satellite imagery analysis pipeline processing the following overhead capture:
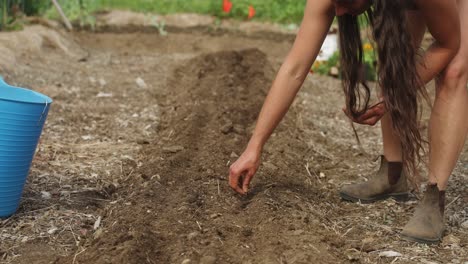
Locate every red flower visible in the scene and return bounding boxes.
[248,5,255,19]
[223,0,233,13]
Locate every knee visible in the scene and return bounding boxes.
[441,60,468,83]
[437,59,468,94]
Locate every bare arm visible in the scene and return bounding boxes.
[229,0,335,194]
[415,0,460,83]
[247,0,335,152]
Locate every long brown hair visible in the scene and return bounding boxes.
[337,0,427,182]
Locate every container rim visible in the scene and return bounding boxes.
[0,77,53,105]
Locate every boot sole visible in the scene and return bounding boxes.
[339,191,410,204]
[400,233,441,245]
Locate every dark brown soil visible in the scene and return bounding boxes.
[0,14,466,264]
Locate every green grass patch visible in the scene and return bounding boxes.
[43,0,307,24]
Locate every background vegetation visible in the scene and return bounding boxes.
[0,0,376,80]
[0,0,307,24]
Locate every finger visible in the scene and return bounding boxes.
[344,106,374,121]
[362,112,386,125]
[356,106,382,121]
[228,167,245,195]
[357,105,387,123]
[369,100,385,109]
[242,170,255,193]
[362,117,380,126]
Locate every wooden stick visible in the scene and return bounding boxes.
[51,0,72,31]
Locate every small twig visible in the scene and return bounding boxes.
[51,0,73,31]
[446,195,460,208]
[72,247,86,264]
[69,225,79,246]
[341,227,353,237]
[305,162,321,183]
[124,169,135,182]
[217,180,220,196]
[196,221,202,230]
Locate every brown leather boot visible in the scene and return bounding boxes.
[400,184,446,244]
[339,155,409,203]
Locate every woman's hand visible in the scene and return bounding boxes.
[228,147,261,195]
[343,100,387,126]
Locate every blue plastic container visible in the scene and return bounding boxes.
[0,77,52,217]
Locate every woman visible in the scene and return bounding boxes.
[228,0,467,244]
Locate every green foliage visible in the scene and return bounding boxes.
[363,44,377,81]
[43,0,307,25]
[215,0,306,23]
[311,43,377,81]
[22,0,50,16]
[312,51,340,76]
[0,0,50,30]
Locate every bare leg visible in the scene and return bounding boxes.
[428,0,468,190]
[381,10,427,162]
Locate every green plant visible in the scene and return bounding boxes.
[151,16,167,36]
[43,0,307,25]
[43,0,99,28]
[311,42,377,81]
[0,0,50,30]
[362,42,377,81]
[311,51,340,76]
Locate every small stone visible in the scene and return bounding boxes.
[181,259,191,264]
[199,256,217,264]
[135,77,147,88]
[96,92,113,98]
[420,259,439,264]
[292,229,304,235]
[136,139,150,144]
[163,145,184,153]
[319,172,326,178]
[93,216,102,230]
[47,227,58,235]
[230,152,239,158]
[41,191,51,200]
[233,124,244,134]
[263,162,278,171]
[379,251,402,258]
[94,228,103,239]
[460,220,468,229]
[329,66,339,77]
[98,78,107,87]
[220,123,233,134]
[187,231,199,240]
[210,213,221,219]
[346,251,360,261]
